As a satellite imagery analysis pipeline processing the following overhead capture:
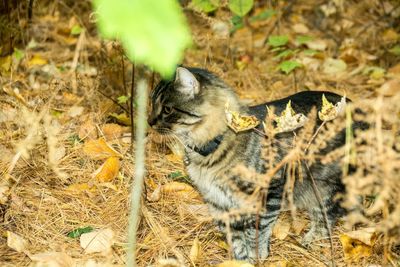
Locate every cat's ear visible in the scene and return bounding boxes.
[174,67,200,98]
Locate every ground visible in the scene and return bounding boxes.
[0,0,399,266]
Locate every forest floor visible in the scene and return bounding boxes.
[1,0,399,266]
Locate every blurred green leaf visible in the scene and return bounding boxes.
[117,95,130,104]
[12,48,25,61]
[295,35,313,45]
[191,0,220,13]
[249,9,276,22]
[274,49,296,59]
[67,226,93,238]
[230,15,244,32]
[267,35,289,47]
[70,25,83,35]
[389,45,400,56]
[303,49,317,56]
[278,60,302,74]
[93,0,192,78]
[228,0,254,17]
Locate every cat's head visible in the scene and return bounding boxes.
[148,67,240,145]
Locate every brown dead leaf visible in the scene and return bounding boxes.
[29,252,75,267]
[225,102,259,133]
[147,185,162,202]
[80,228,115,254]
[66,183,96,193]
[162,181,199,199]
[378,79,400,96]
[67,106,84,117]
[382,28,399,43]
[78,119,98,140]
[7,231,28,253]
[101,123,129,140]
[92,157,120,182]
[83,138,122,160]
[291,218,308,235]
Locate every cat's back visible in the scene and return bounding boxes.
[249,91,345,121]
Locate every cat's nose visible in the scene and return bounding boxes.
[147,117,157,127]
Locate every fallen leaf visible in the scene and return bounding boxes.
[78,119,98,140]
[67,226,94,238]
[225,102,259,133]
[265,261,288,267]
[318,94,346,121]
[272,219,291,240]
[378,79,400,96]
[110,112,131,125]
[189,237,201,263]
[147,185,162,202]
[322,58,347,74]
[165,153,183,163]
[306,39,328,51]
[0,55,12,72]
[291,218,308,235]
[155,258,185,267]
[339,228,376,262]
[292,23,309,34]
[83,138,122,160]
[382,28,399,43]
[92,156,120,182]
[269,101,309,132]
[27,54,48,68]
[162,181,199,199]
[30,252,75,267]
[67,106,84,117]
[217,261,254,267]
[66,183,96,192]
[80,228,115,254]
[101,123,129,140]
[7,231,28,253]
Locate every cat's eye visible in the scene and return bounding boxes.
[162,106,173,114]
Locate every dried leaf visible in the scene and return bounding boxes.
[78,119,98,140]
[109,112,131,125]
[270,101,308,132]
[339,228,376,262]
[318,94,346,121]
[162,181,195,193]
[189,237,201,263]
[83,138,122,160]
[378,79,400,96]
[291,218,308,235]
[27,54,48,68]
[29,252,75,267]
[217,261,254,267]
[322,58,347,74]
[92,156,120,182]
[67,106,84,117]
[80,228,115,254]
[66,183,96,192]
[147,185,162,202]
[101,123,129,140]
[225,102,259,133]
[306,39,328,51]
[7,231,28,253]
[272,219,291,240]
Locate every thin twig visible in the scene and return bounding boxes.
[127,80,148,267]
[97,89,129,113]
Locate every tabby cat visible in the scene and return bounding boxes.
[148,67,363,262]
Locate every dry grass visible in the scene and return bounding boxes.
[1,0,400,266]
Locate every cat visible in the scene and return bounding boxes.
[148,66,366,263]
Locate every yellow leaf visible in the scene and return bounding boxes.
[217,261,254,267]
[27,54,48,68]
[272,219,291,240]
[166,153,183,163]
[318,94,347,121]
[147,185,162,202]
[101,123,129,140]
[0,55,12,72]
[382,28,399,43]
[110,112,131,125]
[83,138,122,160]
[216,240,229,250]
[7,231,28,253]
[339,228,376,262]
[80,228,114,254]
[92,157,120,182]
[189,237,201,263]
[162,181,199,199]
[66,183,95,192]
[225,102,259,133]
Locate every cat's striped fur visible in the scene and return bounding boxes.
[148,67,364,262]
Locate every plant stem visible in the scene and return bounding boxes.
[127,80,148,267]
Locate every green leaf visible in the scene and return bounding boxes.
[67,226,93,238]
[278,60,302,74]
[230,15,244,32]
[249,9,276,22]
[191,0,220,13]
[92,0,192,78]
[295,35,313,45]
[12,48,25,61]
[389,45,400,56]
[70,25,83,35]
[303,49,317,56]
[168,171,190,183]
[267,35,289,47]
[117,95,130,104]
[274,49,295,59]
[228,0,254,17]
